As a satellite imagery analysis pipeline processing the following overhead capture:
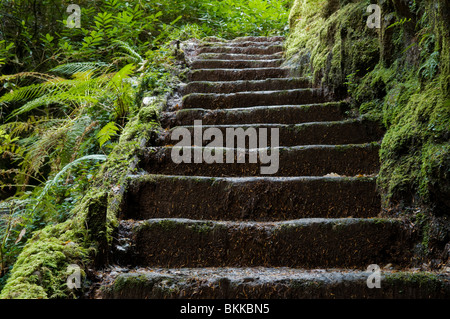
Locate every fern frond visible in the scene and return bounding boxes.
[108,63,135,89]
[8,93,99,118]
[0,80,70,104]
[59,116,93,164]
[96,121,120,147]
[113,40,144,63]
[31,154,107,213]
[0,72,62,83]
[50,62,111,76]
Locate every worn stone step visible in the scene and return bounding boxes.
[99,267,450,299]
[231,36,285,43]
[161,103,348,127]
[191,59,283,70]
[161,120,385,147]
[182,89,325,109]
[181,78,312,95]
[113,218,411,268]
[141,144,380,177]
[200,41,283,48]
[197,44,283,55]
[199,36,285,44]
[188,68,291,82]
[122,175,381,221]
[197,52,284,60]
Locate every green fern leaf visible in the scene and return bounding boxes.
[50,62,111,76]
[96,121,120,147]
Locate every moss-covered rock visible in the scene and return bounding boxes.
[0,220,90,299]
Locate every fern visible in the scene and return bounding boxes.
[113,40,144,63]
[0,72,61,83]
[96,121,120,147]
[31,154,107,214]
[0,80,71,104]
[50,62,111,77]
[418,51,440,80]
[9,92,98,118]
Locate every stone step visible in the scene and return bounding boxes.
[197,52,284,60]
[160,120,385,147]
[122,175,381,221]
[99,267,450,299]
[200,36,285,44]
[112,218,411,268]
[182,89,325,109]
[188,68,291,82]
[197,44,283,55]
[161,103,348,127]
[181,78,312,95]
[191,59,283,70]
[200,41,283,48]
[141,144,380,177]
[231,36,286,43]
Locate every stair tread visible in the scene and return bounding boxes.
[197,52,284,60]
[112,217,410,269]
[122,174,381,220]
[188,67,290,82]
[142,144,380,177]
[161,119,384,146]
[161,102,348,126]
[182,78,312,94]
[99,266,450,299]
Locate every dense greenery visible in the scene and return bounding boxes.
[0,0,291,296]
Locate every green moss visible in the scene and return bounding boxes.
[286,0,377,91]
[0,221,90,299]
[188,222,216,234]
[384,272,445,292]
[378,83,450,211]
[286,0,450,217]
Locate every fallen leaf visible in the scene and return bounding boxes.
[15,228,26,244]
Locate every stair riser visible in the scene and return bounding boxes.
[118,219,409,268]
[197,45,283,55]
[102,272,450,299]
[188,68,291,82]
[161,121,384,147]
[197,52,284,60]
[182,78,312,95]
[191,59,283,69]
[231,36,285,43]
[122,176,381,221]
[200,41,283,47]
[141,145,380,177]
[182,89,325,109]
[161,103,348,127]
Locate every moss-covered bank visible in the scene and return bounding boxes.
[285,0,450,266]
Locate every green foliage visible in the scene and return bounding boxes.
[97,122,120,148]
[285,0,449,214]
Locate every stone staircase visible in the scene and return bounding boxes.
[95,36,450,299]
